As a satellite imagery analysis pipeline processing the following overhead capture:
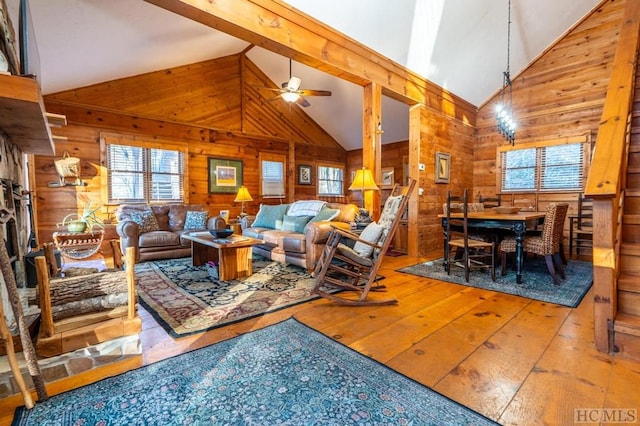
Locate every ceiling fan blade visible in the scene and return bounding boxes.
[265,94,284,103]
[297,97,311,108]
[297,89,332,97]
[256,86,286,93]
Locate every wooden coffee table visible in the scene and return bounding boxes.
[182,232,263,281]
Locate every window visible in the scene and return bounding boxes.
[317,164,344,196]
[106,144,184,203]
[500,137,589,192]
[260,153,286,198]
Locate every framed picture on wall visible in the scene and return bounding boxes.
[298,165,312,185]
[208,157,243,193]
[381,167,394,188]
[435,152,451,184]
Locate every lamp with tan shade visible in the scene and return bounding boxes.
[348,167,379,208]
[234,186,253,217]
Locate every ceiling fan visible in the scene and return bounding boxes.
[258,59,332,107]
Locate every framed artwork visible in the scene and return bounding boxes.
[298,165,312,185]
[435,152,451,184]
[381,167,394,188]
[219,210,230,223]
[208,157,243,193]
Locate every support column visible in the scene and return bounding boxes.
[363,83,382,219]
[408,104,423,257]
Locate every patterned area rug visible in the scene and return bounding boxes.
[135,257,323,338]
[12,318,497,425]
[398,258,593,307]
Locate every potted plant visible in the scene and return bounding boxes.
[58,200,105,233]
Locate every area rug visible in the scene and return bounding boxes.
[398,258,593,307]
[12,318,497,425]
[135,257,325,338]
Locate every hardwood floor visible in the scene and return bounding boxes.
[2,253,639,425]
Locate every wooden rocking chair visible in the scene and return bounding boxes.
[312,179,416,306]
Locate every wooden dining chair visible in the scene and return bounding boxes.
[499,203,569,285]
[479,193,501,208]
[312,179,416,305]
[569,194,593,259]
[445,189,496,282]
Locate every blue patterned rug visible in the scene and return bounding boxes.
[398,258,593,307]
[134,257,330,338]
[12,318,497,425]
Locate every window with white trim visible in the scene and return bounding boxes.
[317,164,344,196]
[500,138,588,192]
[260,153,286,198]
[106,144,184,203]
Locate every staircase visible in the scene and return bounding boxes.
[612,63,640,360]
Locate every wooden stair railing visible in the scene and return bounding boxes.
[585,0,640,354]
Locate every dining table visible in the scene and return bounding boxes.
[438,210,546,284]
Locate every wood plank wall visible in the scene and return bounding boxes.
[474,0,624,220]
[35,53,348,254]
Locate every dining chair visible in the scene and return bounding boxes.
[569,194,593,259]
[312,179,416,305]
[499,203,569,285]
[479,193,501,208]
[445,189,496,282]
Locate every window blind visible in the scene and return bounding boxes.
[261,160,285,197]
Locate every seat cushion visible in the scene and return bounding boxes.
[139,230,181,248]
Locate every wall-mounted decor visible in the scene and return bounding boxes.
[208,158,243,193]
[298,165,312,185]
[435,152,451,184]
[381,167,394,188]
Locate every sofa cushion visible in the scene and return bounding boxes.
[129,210,160,233]
[308,206,340,224]
[353,222,384,258]
[139,230,181,248]
[280,215,313,233]
[287,200,326,217]
[184,211,208,230]
[327,202,358,223]
[252,204,289,229]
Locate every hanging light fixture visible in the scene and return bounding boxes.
[496,0,516,145]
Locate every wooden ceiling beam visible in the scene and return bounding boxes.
[144,0,477,124]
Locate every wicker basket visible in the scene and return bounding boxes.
[54,151,80,178]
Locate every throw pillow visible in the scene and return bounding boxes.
[287,200,326,217]
[129,210,160,233]
[184,210,208,230]
[280,215,314,233]
[353,221,384,258]
[308,205,340,224]
[252,204,290,229]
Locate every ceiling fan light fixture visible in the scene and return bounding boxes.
[282,91,301,103]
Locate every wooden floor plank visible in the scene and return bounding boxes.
[387,291,531,386]
[433,301,573,419]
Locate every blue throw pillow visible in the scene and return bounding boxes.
[184,211,208,230]
[252,204,290,229]
[280,215,314,233]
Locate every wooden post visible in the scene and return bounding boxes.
[0,297,34,409]
[126,247,136,320]
[36,256,54,338]
[363,83,382,219]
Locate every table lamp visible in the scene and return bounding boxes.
[234,186,253,217]
[348,167,379,208]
